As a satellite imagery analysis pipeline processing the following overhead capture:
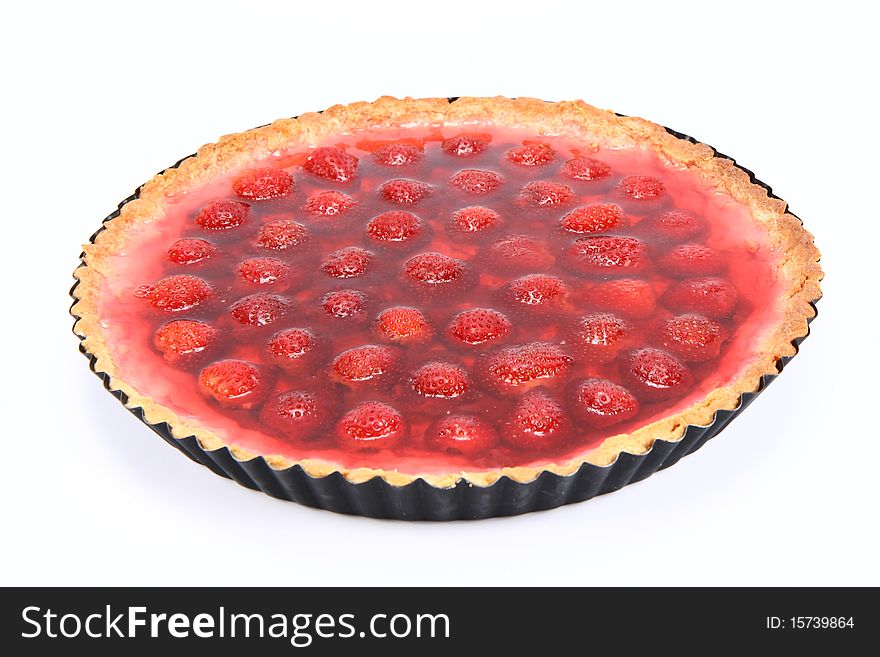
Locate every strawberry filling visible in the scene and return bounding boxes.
[98,124,783,473]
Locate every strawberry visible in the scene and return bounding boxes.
[266,328,322,373]
[232,166,293,200]
[306,190,356,217]
[229,293,289,327]
[331,344,399,384]
[374,307,432,343]
[373,143,423,166]
[446,308,512,346]
[410,362,470,399]
[441,134,490,157]
[237,257,290,286]
[659,314,725,362]
[620,348,693,400]
[322,289,367,319]
[379,178,432,205]
[568,378,639,428]
[479,342,572,393]
[505,143,554,166]
[561,156,612,182]
[586,279,657,319]
[657,243,723,278]
[257,219,307,250]
[662,277,738,318]
[449,169,504,195]
[504,391,570,449]
[567,313,632,363]
[198,359,270,409]
[153,319,219,365]
[367,211,423,244]
[641,209,705,242]
[449,206,502,236]
[303,146,359,182]
[564,235,648,275]
[260,390,333,441]
[485,234,555,272]
[167,238,217,265]
[143,274,212,311]
[403,252,466,288]
[560,203,625,234]
[618,175,665,201]
[427,415,499,455]
[337,401,406,450]
[520,181,574,207]
[196,200,249,230]
[322,246,374,279]
[502,274,569,315]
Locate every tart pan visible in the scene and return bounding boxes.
[70,103,820,520]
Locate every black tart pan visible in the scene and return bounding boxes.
[70,100,819,520]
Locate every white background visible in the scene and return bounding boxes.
[2,0,877,586]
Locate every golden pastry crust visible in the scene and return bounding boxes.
[71,96,823,488]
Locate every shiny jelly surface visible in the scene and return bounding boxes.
[98,126,782,473]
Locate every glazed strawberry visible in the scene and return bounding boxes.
[403,252,467,290]
[564,236,648,275]
[196,200,249,230]
[379,178,432,205]
[143,274,212,311]
[502,274,569,316]
[586,279,657,319]
[485,234,555,272]
[450,169,504,195]
[641,209,705,242]
[336,401,406,450]
[303,146,358,182]
[306,190,356,217]
[322,246,374,279]
[446,308,512,346]
[229,293,288,327]
[663,277,738,318]
[167,238,217,265]
[449,206,502,236]
[153,319,219,365]
[620,348,693,401]
[331,344,399,384]
[520,181,574,207]
[658,243,723,278]
[266,328,322,373]
[660,314,725,362]
[618,175,665,201]
[237,257,290,286]
[504,391,570,449]
[441,134,490,157]
[567,313,632,363]
[560,203,625,234]
[568,378,639,428]
[322,289,367,319]
[198,359,270,409]
[374,307,432,343]
[232,167,293,200]
[410,362,470,399]
[506,142,554,166]
[479,342,572,393]
[427,415,499,455]
[257,219,307,251]
[373,142,423,166]
[260,390,333,441]
[561,156,612,181]
[367,211,423,244]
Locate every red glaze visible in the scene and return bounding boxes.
[103,125,781,474]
